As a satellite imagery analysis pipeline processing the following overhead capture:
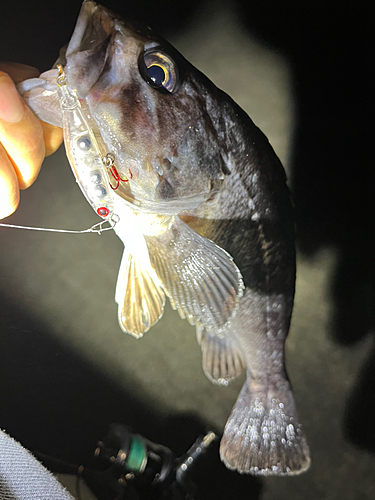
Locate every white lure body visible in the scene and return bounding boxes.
[57,69,116,220]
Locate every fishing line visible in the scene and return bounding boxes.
[0,215,119,235]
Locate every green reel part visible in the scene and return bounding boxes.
[126,435,148,473]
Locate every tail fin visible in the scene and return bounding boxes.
[220,378,310,475]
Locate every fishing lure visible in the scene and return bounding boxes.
[0,66,125,234]
[56,65,130,221]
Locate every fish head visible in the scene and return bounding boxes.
[62,1,227,214]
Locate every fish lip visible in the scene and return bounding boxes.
[65,2,114,58]
[61,2,117,98]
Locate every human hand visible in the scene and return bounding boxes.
[0,62,63,219]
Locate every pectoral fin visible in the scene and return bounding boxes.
[144,217,244,334]
[115,249,165,338]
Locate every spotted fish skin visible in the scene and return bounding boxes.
[20,1,310,475]
[183,100,309,474]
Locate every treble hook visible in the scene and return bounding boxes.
[109,166,133,189]
[101,153,132,190]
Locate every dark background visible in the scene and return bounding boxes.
[0,1,374,499]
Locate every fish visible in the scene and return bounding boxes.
[19,1,310,475]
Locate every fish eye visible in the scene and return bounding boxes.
[139,49,179,93]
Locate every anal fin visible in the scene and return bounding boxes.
[197,327,245,385]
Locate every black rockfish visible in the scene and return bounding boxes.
[20,1,310,475]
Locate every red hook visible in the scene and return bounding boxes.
[109,166,133,190]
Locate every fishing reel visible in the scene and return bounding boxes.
[37,424,217,500]
[82,424,217,500]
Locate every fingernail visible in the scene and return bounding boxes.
[0,73,25,123]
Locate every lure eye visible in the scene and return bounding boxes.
[97,206,109,217]
[140,49,179,93]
